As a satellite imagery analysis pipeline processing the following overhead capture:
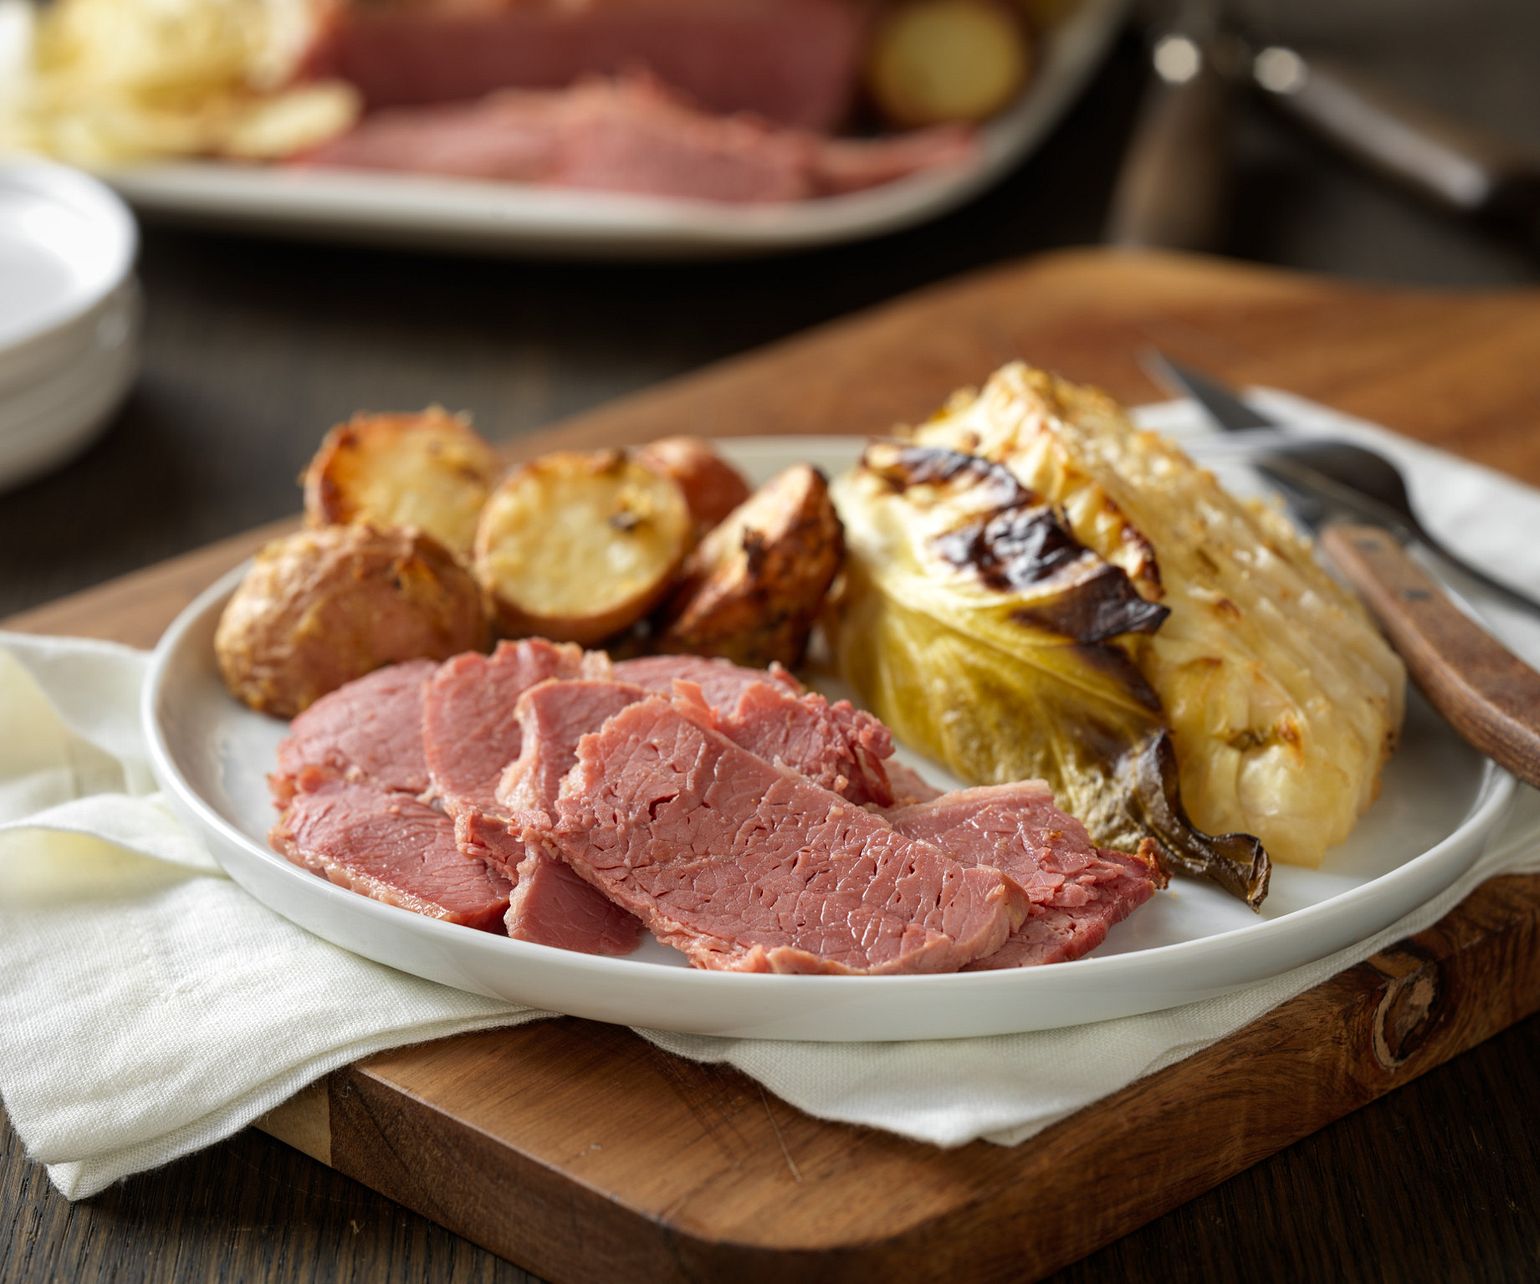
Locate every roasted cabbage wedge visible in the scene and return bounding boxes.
[831,442,1270,906]
[901,363,1406,870]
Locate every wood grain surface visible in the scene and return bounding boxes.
[9,248,1540,1281]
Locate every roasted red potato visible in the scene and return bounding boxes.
[656,464,844,668]
[474,449,692,645]
[216,524,491,718]
[303,407,500,561]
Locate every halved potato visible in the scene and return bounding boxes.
[656,464,843,669]
[866,0,1034,129]
[635,436,752,540]
[303,407,500,560]
[215,524,491,719]
[474,449,692,645]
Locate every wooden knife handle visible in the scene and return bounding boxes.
[1258,54,1540,223]
[1321,522,1540,789]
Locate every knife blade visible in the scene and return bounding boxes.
[1145,355,1540,790]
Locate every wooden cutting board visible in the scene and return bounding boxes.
[11,249,1540,1282]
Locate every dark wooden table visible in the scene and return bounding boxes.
[5,1,1540,1279]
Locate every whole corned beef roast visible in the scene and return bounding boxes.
[541,695,1029,973]
[272,773,513,930]
[297,76,974,204]
[270,658,436,805]
[888,784,1165,969]
[297,0,869,130]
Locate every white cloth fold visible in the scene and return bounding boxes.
[2,394,1538,1200]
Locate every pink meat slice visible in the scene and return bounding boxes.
[296,75,974,203]
[885,760,945,807]
[423,638,601,805]
[691,680,894,807]
[270,658,436,805]
[612,653,802,707]
[423,640,639,956]
[496,679,650,954]
[543,696,1028,973]
[887,784,1164,969]
[271,773,512,931]
[297,0,869,130]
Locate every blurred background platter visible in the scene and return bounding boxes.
[3,0,1127,259]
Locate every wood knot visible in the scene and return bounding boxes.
[1371,955,1442,1069]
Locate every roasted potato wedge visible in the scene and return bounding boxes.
[866,0,1034,128]
[474,449,692,645]
[216,525,491,718]
[656,464,843,669]
[303,408,500,560]
[636,436,753,540]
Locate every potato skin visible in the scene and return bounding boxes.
[635,436,752,539]
[474,449,692,646]
[656,464,844,669]
[215,524,491,718]
[302,408,500,560]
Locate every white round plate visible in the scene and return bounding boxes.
[0,279,139,490]
[143,434,1515,1041]
[0,160,137,362]
[79,0,1125,259]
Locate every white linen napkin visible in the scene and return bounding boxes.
[3,393,1538,1200]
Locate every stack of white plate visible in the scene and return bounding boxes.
[0,161,140,491]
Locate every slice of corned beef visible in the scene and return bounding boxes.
[499,679,651,827]
[297,75,974,203]
[680,679,895,807]
[424,642,640,956]
[885,760,945,807]
[493,679,650,955]
[887,783,1164,969]
[543,696,1028,973]
[271,773,512,931]
[423,637,606,870]
[270,658,436,806]
[505,847,644,954]
[296,0,868,130]
[424,638,603,805]
[611,653,802,706]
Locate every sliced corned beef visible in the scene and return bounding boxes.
[684,679,895,807]
[297,0,869,130]
[886,760,945,807]
[423,638,601,806]
[296,75,974,203]
[543,696,1028,973]
[271,773,512,930]
[887,783,1164,969]
[612,652,802,707]
[270,658,436,806]
[505,847,644,954]
[424,640,640,956]
[498,679,650,828]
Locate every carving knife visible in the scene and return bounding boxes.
[1149,355,1540,790]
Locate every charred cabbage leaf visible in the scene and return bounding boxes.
[830,442,1271,908]
[909,364,1405,869]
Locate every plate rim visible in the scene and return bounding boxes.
[140,431,1519,1025]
